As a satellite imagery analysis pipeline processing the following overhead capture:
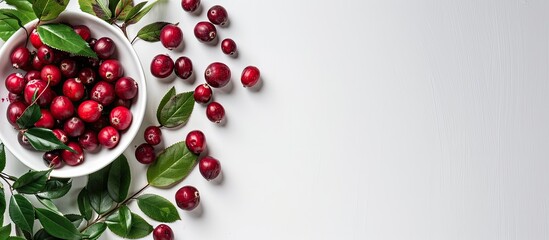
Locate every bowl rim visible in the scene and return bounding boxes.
[0,11,147,178]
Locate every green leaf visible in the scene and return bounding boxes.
[38,24,97,58]
[87,164,114,214]
[8,194,34,233]
[0,10,24,29]
[0,224,10,239]
[82,222,106,240]
[106,206,131,236]
[35,208,81,240]
[123,1,146,23]
[24,128,74,152]
[64,214,84,228]
[77,188,93,221]
[33,228,57,240]
[109,0,119,14]
[16,99,41,129]
[33,0,69,21]
[147,141,198,187]
[107,155,131,203]
[136,21,169,42]
[78,0,112,21]
[114,0,132,19]
[0,143,6,172]
[158,91,195,128]
[0,12,20,41]
[90,191,113,215]
[137,194,180,222]
[7,237,25,240]
[36,179,72,199]
[156,87,176,124]
[36,197,62,216]
[125,0,157,24]
[0,186,5,224]
[5,0,36,21]
[108,213,152,239]
[13,170,50,194]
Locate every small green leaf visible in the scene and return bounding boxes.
[33,0,69,21]
[158,91,195,128]
[90,191,113,215]
[77,188,93,221]
[0,186,5,224]
[108,213,152,239]
[87,164,114,214]
[38,24,97,58]
[36,197,63,216]
[0,12,20,41]
[107,155,131,202]
[35,208,81,240]
[123,1,146,23]
[36,179,72,199]
[156,87,176,124]
[114,0,133,19]
[0,143,6,172]
[82,222,106,240]
[16,98,41,129]
[0,224,10,239]
[13,170,50,194]
[8,194,34,233]
[106,206,132,236]
[136,21,169,42]
[125,0,157,24]
[147,141,198,187]
[64,214,84,228]
[78,0,112,21]
[137,194,180,222]
[24,128,74,152]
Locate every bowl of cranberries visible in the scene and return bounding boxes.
[0,11,146,178]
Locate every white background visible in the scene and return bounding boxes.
[2,0,549,239]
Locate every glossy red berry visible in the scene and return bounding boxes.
[241,66,261,87]
[41,65,63,86]
[63,117,85,137]
[50,96,74,120]
[204,62,231,88]
[221,38,237,55]
[94,37,116,59]
[175,186,200,210]
[18,131,32,149]
[144,126,162,146]
[43,151,63,169]
[181,0,200,12]
[98,126,119,148]
[160,24,183,50]
[199,156,221,180]
[30,29,43,48]
[193,84,212,104]
[24,80,54,107]
[206,101,225,123]
[34,109,55,129]
[32,54,44,70]
[61,142,84,166]
[37,45,56,65]
[6,101,27,127]
[79,130,100,152]
[150,54,174,78]
[194,22,217,43]
[185,130,206,154]
[90,81,116,106]
[24,70,41,82]
[135,143,156,164]
[114,77,138,100]
[62,78,85,102]
[153,224,174,240]
[78,67,97,85]
[5,73,26,94]
[110,106,132,131]
[11,47,31,69]
[77,100,103,123]
[60,58,79,78]
[52,129,69,143]
[73,25,91,41]
[99,59,124,82]
[207,5,228,26]
[174,56,192,79]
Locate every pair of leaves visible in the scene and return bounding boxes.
[79,0,157,24]
[157,87,195,128]
[24,128,74,152]
[147,141,198,187]
[37,24,97,58]
[123,0,157,25]
[107,208,152,239]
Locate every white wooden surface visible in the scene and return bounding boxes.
[2,0,549,239]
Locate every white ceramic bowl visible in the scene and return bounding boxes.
[0,11,146,178]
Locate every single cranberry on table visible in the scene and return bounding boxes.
[94,37,116,59]
[207,5,229,26]
[114,77,138,100]
[175,186,200,211]
[73,25,91,41]
[185,130,206,154]
[174,56,193,79]
[160,24,183,50]
[241,66,261,88]
[204,62,231,88]
[40,65,63,86]
[193,84,212,104]
[110,106,132,131]
[37,45,56,65]
[153,224,174,240]
[135,143,156,164]
[11,47,31,69]
[181,0,200,12]
[30,29,43,48]
[79,130,100,152]
[144,126,162,146]
[199,156,221,180]
[50,96,75,121]
[52,129,69,144]
[206,101,225,123]
[194,22,217,43]
[221,38,237,55]
[98,126,120,149]
[151,54,174,78]
[99,59,124,82]
[90,81,116,106]
[78,100,103,123]
[62,78,86,102]
[43,151,63,169]
[5,73,26,94]
[6,101,28,127]
[61,142,84,166]
[34,109,55,129]
[64,117,86,137]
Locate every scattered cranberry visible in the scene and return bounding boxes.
[5,73,26,94]
[52,129,69,143]
[6,101,27,127]
[207,5,228,26]
[60,59,79,78]
[175,186,200,211]
[30,29,43,48]
[98,126,120,148]
[114,77,138,100]
[37,45,56,65]
[206,101,225,123]
[73,25,91,41]
[99,59,124,82]
[185,130,206,154]
[18,131,32,149]
[34,109,55,129]
[194,22,217,43]
[150,54,174,78]
[24,70,41,82]
[61,142,84,166]
[40,65,62,86]
[77,100,103,123]
[241,66,261,87]
[193,84,212,104]
[79,130,100,152]
[50,96,75,121]
[174,56,193,79]
[11,47,31,69]
[64,117,86,137]
[90,81,116,105]
[78,67,97,85]
[144,126,162,146]
[199,156,221,180]
[160,24,183,50]
[24,80,54,107]
[135,143,156,164]
[43,151,63,169]
[62,78,85,102]
[153,224,174,240]
[181,0,200,12]
[94,37,116,59]
[221,38,237,55]
[110,106,132,131]
[204,62,231,88]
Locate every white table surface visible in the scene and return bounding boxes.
[2,0,549,239]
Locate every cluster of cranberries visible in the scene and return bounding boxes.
[5,25,138,169]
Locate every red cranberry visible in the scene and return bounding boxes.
[60,59,79,78]
[193,84,212,104]
[174,56,193,79]
[206,101,225,123]
[99,59,124,82]
[43,151,63,169]
[150,54,174,78]
[37,45,56,65]
[30,29,43,48]
[113,98,132,108]
[135,143,156,164]
[78,67,97,85]
[62,78,85,102]
[175,186,200,210]
[40,65,62,86]
[79,130,100,152]
[241,66,261,87]
[94,37,116,59]
[34,109,55,129]
[32,54,44,70]
[24,80,54,107]
[63,117,86,137]
[199,156,221,180]
[110,106,132,131]
[52,129,69,143]
[88,38,97,48]
[185,130,206,154]
[221,38,237,55]
[77,100,103,123]
[181,0,200,12]
[61,142,84,166]
[5,73,26,94]
[50,96,74,121]
[18,131,32,149]
[11,47,31,69]
[24,70,41,82]
[160,24,183,50]
[144,126,162,146]
[6,101,27,127]
[207,5,228,26]
[73,25,91,41]
[98,126,119,148]
[8,93,23,102]
[153,224,174,240]
[90,81,116,106]
[204,62,231,88]
[114,77,138,100]
[194,22,217,43]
